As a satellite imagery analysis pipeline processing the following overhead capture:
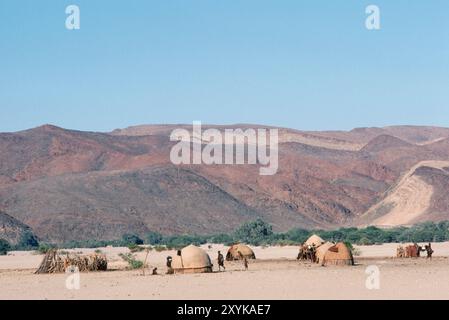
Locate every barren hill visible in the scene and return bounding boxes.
[0,211,33,245]
[1,124,449,243]
[358,161,449,227]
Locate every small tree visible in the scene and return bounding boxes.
[17,231,39,250]
[121,233,143,246]
[234,219,273,245]
[0,239,11,255]
[145,231,163,245]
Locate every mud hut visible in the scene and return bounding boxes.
[171,245,213,274]
[315,242,334,264]
[304,234,325,248]
[320,242,354,266]
[226,244,256,261]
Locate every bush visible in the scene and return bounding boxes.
[234,219,273,246]
[37,243,55,254]
[208,233,234,245]
[284,228,311,244]
[121,234,144,246]
[128,244,145,252]
[16,231,39,250]
[358,237,375,246]
[162,234,207,249]
[0,239,11,255]
[119,253,144,269]
[153,245,168,252]
[60,239,111,249]
[145,231,163,245]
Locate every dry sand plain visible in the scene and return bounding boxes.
[2,243,449,300]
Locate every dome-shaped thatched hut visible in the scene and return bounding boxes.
[226,244,256,261]
[315,242,335,264]
[171,245,213,274]
[320,242,354,266]
[304,234,325,248]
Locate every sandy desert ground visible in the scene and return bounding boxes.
[2,243,449,300]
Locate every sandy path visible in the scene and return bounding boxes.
[1,258,449,300]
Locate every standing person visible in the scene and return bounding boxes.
[243,257,248,271]
[166,256,174,274]
[425,243,434,260]
[238,251,248,271]
[217,251,225,271]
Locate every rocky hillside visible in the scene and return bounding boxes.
[0,211,34,245]
[1,124,449,243]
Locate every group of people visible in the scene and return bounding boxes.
[297,243,317,262]
[396,242,434,259]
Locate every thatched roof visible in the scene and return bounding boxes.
[315,242,335,264]
[321,242,354,266]
[226,244,256,261]
[304,234,325,247]
[172,245,213,273]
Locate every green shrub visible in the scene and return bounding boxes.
[119,253,144,269]
[16,231,39,250]
[208,233,234,245]
[145,231,163,245]
[358,237,375,246]
[234,219,273,246]
[128,244,145,252]
[153,245,167,252]
[37,243,55,254]
[162,234,207,249]
[0,239,11,255]
[121,234,144,246]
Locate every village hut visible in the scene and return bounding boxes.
[315,242,335,264]
[320,242,354,266]
[171,244,213,274]
[304,234,325,248]
[226,244,256,261]
[35,249,107,274]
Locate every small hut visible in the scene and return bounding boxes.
[171,245,213,274]
[35,249,107,274]
[321,242,354,266]
[304,234,325,248]
[315,242,334,264]
[226,244,256,261]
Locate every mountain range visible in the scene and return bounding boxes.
[2,124,449,244]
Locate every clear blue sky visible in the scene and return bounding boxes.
[1,0,448,132]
